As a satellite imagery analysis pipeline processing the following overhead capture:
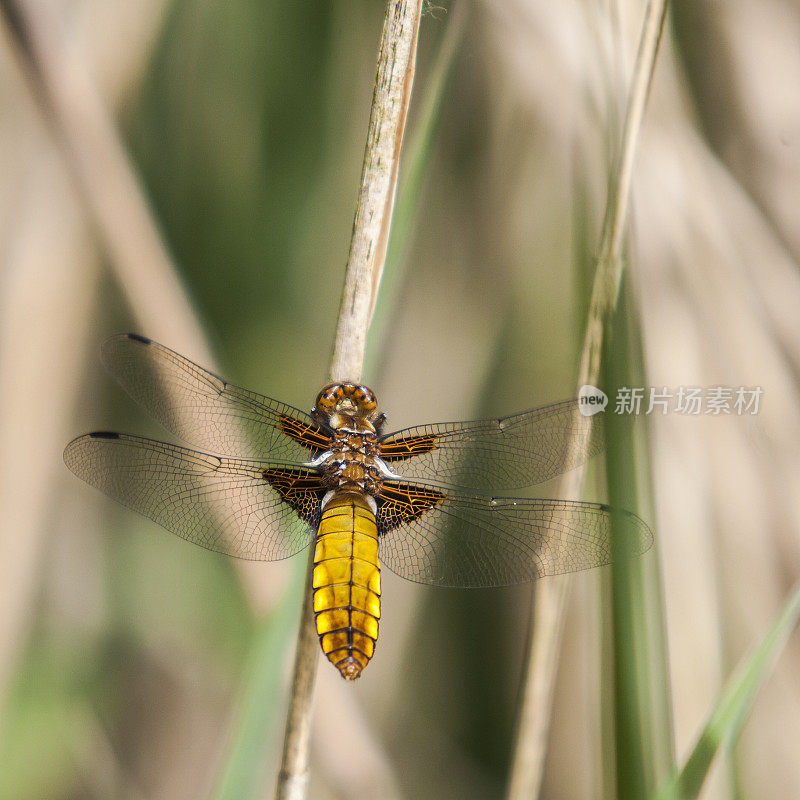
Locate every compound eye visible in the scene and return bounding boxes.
[312,383,345,421]
[314,383,338,407]
[353,384,378,412]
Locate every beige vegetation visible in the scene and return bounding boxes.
[1,1,799,799]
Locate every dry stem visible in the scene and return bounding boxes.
[275,2,423,798]
[0,0,284,607]
[505,2,668,798]
[328,0,424,383]
[2,2,419,795]
[0,0,210,359]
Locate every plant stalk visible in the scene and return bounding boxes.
[329,0,424,383]
[275,2,423,798]
[505,2,668,798]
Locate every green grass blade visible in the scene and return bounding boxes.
[654,578,800,800]
[602,284,672,799]
[211,563,305,800]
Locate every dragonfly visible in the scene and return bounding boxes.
[64,334,652,680]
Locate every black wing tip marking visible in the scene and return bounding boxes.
[102,332,152,350]
[64,431,122,467]
[100,333,151,368]
[126,333,152,345]
[105,333,228,390]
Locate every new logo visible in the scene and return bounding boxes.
[578,385,608,416]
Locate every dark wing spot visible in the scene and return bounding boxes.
[89,431,121,439]
[377,482,446,534]
[378,434,438,462]
[278,414,331,455]
[126,333,152,344]
[263,467,326,526]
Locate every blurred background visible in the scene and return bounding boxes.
[1,0,800,798]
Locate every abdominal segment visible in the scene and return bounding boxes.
[313,492,381,679]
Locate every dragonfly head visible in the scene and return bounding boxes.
[312,382,382,431]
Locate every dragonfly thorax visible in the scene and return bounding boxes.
[310,382,388,494]
[319,425,384,494]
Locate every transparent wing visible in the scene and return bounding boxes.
[100,334,330,461]
[379,399,602,491]
[376,482,652,588]
[63,432,322,560]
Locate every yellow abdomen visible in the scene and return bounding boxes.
[313,492,381,680]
